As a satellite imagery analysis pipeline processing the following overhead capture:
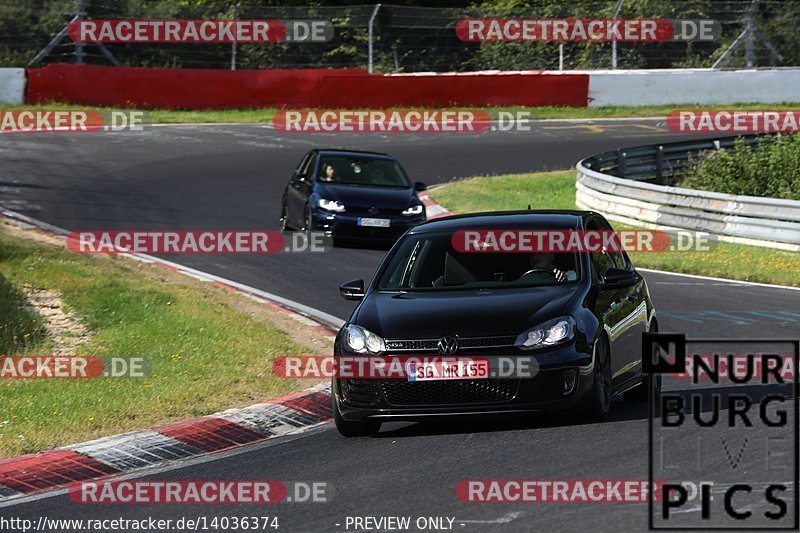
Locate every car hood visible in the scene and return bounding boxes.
[318,183,415,209]
[354,285,580,339]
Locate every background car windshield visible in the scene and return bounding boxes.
[379,231,580,291]
[318,156,410,187]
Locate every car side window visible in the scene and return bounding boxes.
[587,219,615,281]
[296,153,310,175]
[303,153,318,179]
[593,217,634,271]
[591,250,615,281]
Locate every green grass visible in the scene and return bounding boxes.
[0,274,48,357]
[429,170,800,287]
[0,226,315,457]
[7,102,800,124]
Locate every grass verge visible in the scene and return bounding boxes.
[429,170,800,287]
[0,222,326,457]
[7,102,800,124]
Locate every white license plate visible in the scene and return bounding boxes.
[407,361,490,381]
[358,217,390,228]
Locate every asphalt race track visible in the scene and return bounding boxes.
[2,119,799,531]
[0,118,707,319]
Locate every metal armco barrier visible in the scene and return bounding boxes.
[575,135,800,251]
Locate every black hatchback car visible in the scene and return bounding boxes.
[332,211,659,436]
[280,149,427,242]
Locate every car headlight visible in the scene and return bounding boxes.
[402,204,424,216]
[318,198,345,212]
[344,324,386,355]
[514,316,576,350]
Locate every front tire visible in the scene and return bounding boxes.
[333,392,381,437]
[580,337,612,421]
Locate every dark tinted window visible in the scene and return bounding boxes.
[587,218,619,279]
[591,250,615,280]
[590,217,633,271]
[317,155,410,188]
[379,231,580,291]
[301,152,317,176]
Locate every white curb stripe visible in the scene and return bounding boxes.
[67,430,204,471]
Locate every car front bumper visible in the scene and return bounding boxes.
[311,210,425,241]
[332,349,595,422]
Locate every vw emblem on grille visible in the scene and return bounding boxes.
[437,335,459,355]
[368,206,379,215]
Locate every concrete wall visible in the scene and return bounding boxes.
[584,68,800,107]
[0,68,25,104]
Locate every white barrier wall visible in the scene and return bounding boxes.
[0,68,25,104]
[585,68,800,107]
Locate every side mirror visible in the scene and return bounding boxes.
[414,181,427,192]
[601,268,637,290]
[294,172,308,183]
[339,279,365,301]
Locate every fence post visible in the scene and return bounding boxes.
[75,0,87,64]
[230,3,238,70]
[611,0,624,69]
[656,145,664,181]
[368,3,381,74]
[616,150,627,176]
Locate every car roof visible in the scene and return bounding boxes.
[312,148,396,160]
[408,210,600,233]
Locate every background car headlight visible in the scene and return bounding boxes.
[318,198,345,212]
[402,204,423,216]
[514,316,576,350]
[344,324,385,355]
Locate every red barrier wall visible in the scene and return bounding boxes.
[26,64,589,109]
[319,73,588,108]
[26,64,368,108]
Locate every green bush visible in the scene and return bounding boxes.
[681,135,800,200]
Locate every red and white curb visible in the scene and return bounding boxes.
[0,209,342,502]
[0,385,331,501]
[419,192,453,220]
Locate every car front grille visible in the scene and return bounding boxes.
[380,379,519,406]
[385,335,516,352]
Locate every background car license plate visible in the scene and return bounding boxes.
[358,217,390,228]
[407,360,490,381]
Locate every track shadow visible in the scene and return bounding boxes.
[372,382,795,439]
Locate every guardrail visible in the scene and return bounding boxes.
[575,135,800,252]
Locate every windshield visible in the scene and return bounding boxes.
[378,230,581,291]
[317,155,410,188]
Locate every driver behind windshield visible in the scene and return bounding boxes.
[527,252,577,283]
[320,164,336,182]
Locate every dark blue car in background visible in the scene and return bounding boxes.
[280,149,427,243]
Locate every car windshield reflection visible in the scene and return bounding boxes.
[378,231,581,291]
[318,156,411,188]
